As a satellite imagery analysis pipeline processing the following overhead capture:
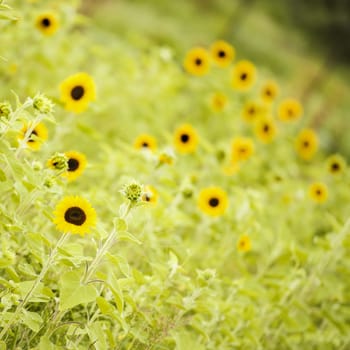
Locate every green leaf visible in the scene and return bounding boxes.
[116,231,142,245]
[59,270,98,311]
[0,341,6,350]
[21,310,43,332]
[0,168,6,181]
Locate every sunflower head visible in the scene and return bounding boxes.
[35,12,59,36]
[174,124,199,154]
[121,181,143,204]
[326,154,346,175]
[134,134,157,152]
[210,92,228,112]
[183,47,210,76]
[295,129,318,160]
[237,234,252,252]
[142,185,158,205]
[278,98,303,122]
[241,100,265,123]
[210,40,235,67]
[19,122,48,151]
[198,186,228,217]
[254,117,277,144]
[231,60,257,91]
[59,72,96,114]
[59,151,87,181]
[308,182,328,204]
[231,137,255,162]
[260,80,279,104]
[53,196,97,235]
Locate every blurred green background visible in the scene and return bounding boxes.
[81,0,350,158]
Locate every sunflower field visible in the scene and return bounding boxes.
[1,0,350,349]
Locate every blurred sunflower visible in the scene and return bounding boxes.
[308,182,328,204]
[231,60,256,91]
[53,196,96,235]
[237,234,251,252]
[35,12,59,36]
[260,80,279,104]
[142,185,158,205]
[60,151,87,181]
[231,137,255,162]
[198,186,228,217]
[60,72,96,114]
[241,100,264,123]
[295,129,318,160]
[210,92,228,112]
[254,117,277,144]
[134,134,157,152]
[326,154,346,175]
[210,40,235,67]
[174,124,198,154]
[19,122,48,151]
[183,47,210,76]
[278,98,303,122]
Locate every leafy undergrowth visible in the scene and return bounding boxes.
[0,1,349,349]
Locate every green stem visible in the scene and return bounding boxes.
[0,233,69,340]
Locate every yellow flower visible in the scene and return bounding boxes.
[19,122,48,151]
[198,187,228,217]
[237,234,251,252]
[254,117,277,144]
[134,134,157,152]
[278,98,303,122]
[326,154,346,175]
[231,137,255,162]
[308,182,328,204]
[35,12,59,36]
[260,80,279,104]
[53,196,97,235]
[142,185,158,205]
[59,72,96,114]
[231,60,257,91]
[295,129,319,160]
[210,92,228,112]
[241,100,265,123]
[210,40,235,67]
[61,151,87,181]
[183,47,210,76]
[174,124,199,154]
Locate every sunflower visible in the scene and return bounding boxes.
[183,47,210,76]
[35,12,59,36]
[231,137,255,162]
[60,151,87,181]
[19,122,48,151]
[53,196,96,235]
[174,124,198,154]
[308,182,328,204]
[134,134,157,152]
[237,234,251,252]
[142,185,158,205]
[326,154,346,175]
[59,72,96,114]
[295,129,318,160]
[278,98,303,122]
[198,186,228,217]
[241,100,264,123]
[254,117,277,144]
[260,80,279,104]
[210,92,228,112]
[231,60,257,91]
[210,40,235,68]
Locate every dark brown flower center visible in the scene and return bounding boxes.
[64,207,86,226]
[303,141,310,148]
[41,18,51,27]
[195,58,202,66]
[28,129,38,143]
[68,158,79,171]
[180,133,189,143]
[240,73,247,81]
[209,197,219,207]
[142,142,149,148]
[218,50,226,58]
[263,124,270,132]
[265,89,271,96]
[71,86,85,100]
[331,162,340,171]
